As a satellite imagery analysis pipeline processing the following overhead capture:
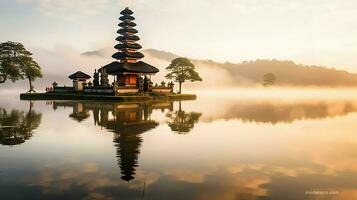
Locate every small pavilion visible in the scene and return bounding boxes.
[68,71,91,92]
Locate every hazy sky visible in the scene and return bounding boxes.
[1,0,357,72]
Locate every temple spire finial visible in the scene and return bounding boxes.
[115,7,143,63]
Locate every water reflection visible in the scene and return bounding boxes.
[196,98,357,124]
[0,102,42,145]
[97,102,161,182]
[166,102,202,134]
[50,100,201,181]
[3,94,357,200]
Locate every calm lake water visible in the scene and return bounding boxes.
[1,89,357,200]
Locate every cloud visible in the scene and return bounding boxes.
[9,0,357,70]
[17,0,109,18]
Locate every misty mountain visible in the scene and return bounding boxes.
[83,48,357,87]
[3,47,357,92]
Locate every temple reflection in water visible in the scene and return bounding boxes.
[4,94,357,199]
[12,98,357,183]
[51,100,181,181]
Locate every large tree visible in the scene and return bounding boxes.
[0,41,28,83]
[22,59,42,93]
[0,41,42,92]
[165,57,202,94]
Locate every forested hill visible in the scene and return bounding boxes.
[4,48,357,91]
[201,59,357,86]
[143,49,357,87]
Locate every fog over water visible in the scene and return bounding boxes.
[1,89,357,199]
[2,1,357,199]
[4,46,357,92]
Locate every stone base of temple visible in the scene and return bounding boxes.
[114,86,139,94]
[19,93,197,102]
[83,86,115,95]
[152,87,172,93]
[49,84,174,95]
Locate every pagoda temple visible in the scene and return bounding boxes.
[48,7,175,96]
[102,7,159,88]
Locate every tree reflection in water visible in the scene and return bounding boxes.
[53,100,201,182]
[166,102,202,134]
[52,100,201,181]
[0,102,42,145]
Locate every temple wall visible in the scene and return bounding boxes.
[115,88,139,94]
[83,86,139,94]
[53,86,171,94]
[152,87,172,93]
[54,86,74,93]
[83,87,114,95]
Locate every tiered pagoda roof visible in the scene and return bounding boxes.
[118,21,136,27]
[105,61,159,74]
[103,7,159,75]
[114,43,142,50]
[115,35,140,42]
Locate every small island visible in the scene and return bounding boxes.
[20,7,200,102]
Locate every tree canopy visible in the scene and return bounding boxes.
[165,57,202,94]
[0,41,31,83]
[0,41,42,91]
[262,73,276,86]
[23,59,42,81]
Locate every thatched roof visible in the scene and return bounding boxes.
[115,43,142,50]
[116,35,140,42]
[112,52,144,59]
[119,21,136,27]
[103,61,159,74]
[119,15,135,21]
[117,28,138,34]
[68,71,91,79]
[120,7,134,16]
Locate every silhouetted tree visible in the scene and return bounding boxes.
[22,59,42,93]
[0,41,42,92]
[165,57,202,94]
[0,41,29,83]
[262,73,276,86]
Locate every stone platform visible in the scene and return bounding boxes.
[20,93,196,102]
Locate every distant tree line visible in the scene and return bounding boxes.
[194,59,357,87]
